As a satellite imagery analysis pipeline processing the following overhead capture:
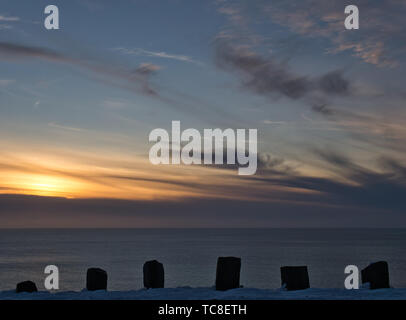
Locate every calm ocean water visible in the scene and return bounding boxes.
[0,228,405,291]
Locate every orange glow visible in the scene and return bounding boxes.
[0,149,225,200]
[2,173,85,198]
[0,145,340,202]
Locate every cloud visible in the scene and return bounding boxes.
[257,153,297,175]
[262,120,287,125]
[262,0,406,67]
[132,63,161,95]
[0,15,20,22]
[114,47,203,65]
[311,103,334,116]
[216,0,406,67]
[251,149,406,212]
[0,42,161,96]
[215,40,308,99]
[214,38,350,102]
[48,122,83,132]
[1,177,405,227]
[101,99,128,109]
[0,42,65,61]
[318,71,349,95]
[0,145,405,227]
[135,63,161,74]
[217,5,247,27]
[307,105,406,150]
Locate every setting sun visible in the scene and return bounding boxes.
[1,173,84,198]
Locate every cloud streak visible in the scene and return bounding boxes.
[250,149,406,212]
[0,14,20,22]
[48,122,83,132]
[0,42,161,96]
[214,38,350,103]
[262,0,406,67]
[114,47,203,66]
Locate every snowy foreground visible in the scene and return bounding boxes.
[1,287,406,300]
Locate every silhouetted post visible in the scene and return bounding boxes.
[16,280,38,293]
[280,266,310,290]
[361,261,390,289]
[86,268,108,291]
[215,257,241,291]
[143,260,164,289]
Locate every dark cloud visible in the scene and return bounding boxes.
[180,146,294,175]
[0,42,66,61]
[257,153,297,175]
[214,40,310,99]
[0,42,246,123]
[318,71,349,95]
[0,42,160,96]
[214,39,351,103]
[251,150,406,211]
[262,0,406,67]
[0,192,404,228]
[312,103,335,115]
[103,174,211,191]
[379,157,406,178]
[132,63,161,96]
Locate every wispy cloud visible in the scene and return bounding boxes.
[262,0,406,67]
[48,122,83,132]
[217,5,247,27]
[0,42,162,96]
[262,120,287,125]
[1,148,406,227]
[216,0,406,68]
[114,47,203,65]
[0,14,20,22]
[101,99,128,109]
[214,38,350,103]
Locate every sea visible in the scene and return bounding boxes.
[0,228,405,291]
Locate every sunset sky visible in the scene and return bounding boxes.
[1,0,406,227]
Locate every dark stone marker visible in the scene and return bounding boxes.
[16,280,38,293]
[280,266,310,291]
[143,260,165,289]
[86,268,108,291]
[361,261,390,289]
[215,257,241,291]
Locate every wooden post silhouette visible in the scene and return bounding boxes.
[16,280,37,293]
[361,261,390,289]
[143,260,164,289]
[215,257,241,291]
[86,268,108,291]
[280,266,310,290]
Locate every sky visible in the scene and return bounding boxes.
[0,0,406,227]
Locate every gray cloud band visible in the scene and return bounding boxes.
[214,39,350,103]
[0,42,160,96]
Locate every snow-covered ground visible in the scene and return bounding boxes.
[1,287,406,300]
